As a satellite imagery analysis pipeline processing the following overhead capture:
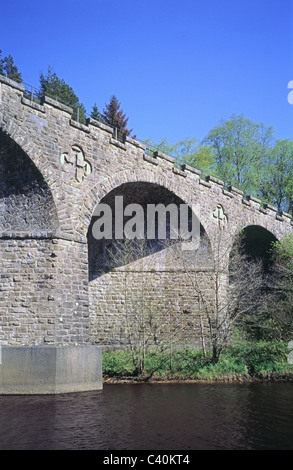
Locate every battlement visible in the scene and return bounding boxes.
[1,74,292,229]
[0,75,292,229]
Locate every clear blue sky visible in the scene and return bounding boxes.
[1,0,293,144]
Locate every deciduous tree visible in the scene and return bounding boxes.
[259,139,293,214]
[203,114,273,195]
[266,234,293,339]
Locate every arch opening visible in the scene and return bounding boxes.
[87,181,214,348]
[239,225,278,270]
[87,182,212,280]
[0,130,58,232]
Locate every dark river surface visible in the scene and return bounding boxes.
[0,382,293,450]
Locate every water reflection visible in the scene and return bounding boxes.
[0,383,293,450]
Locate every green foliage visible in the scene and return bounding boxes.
[0,50,22,83]
[264,234,293,340]
[273,233,293,268]
[102,350,135,377]
[203,114,273,195]
[260,139,293,214]
[90,103,101,121]
[38,66,87,123]
[226,340,290,374]
[102,342,293,380]
[143,137,216,173]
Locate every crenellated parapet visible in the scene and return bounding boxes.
[1,73,292,237]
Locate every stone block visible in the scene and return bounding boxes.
[0,345,102,394]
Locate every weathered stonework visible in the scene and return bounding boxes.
[0,74,292,362]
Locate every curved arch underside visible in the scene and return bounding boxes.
[88,181,214,348]
[241,225,277,267]
[0,130,58,233]
[87,181,212,280]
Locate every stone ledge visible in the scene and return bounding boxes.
[21,97,45,113]
[125,136,146,150]
[246,195,262,204]
[181,164,201,176]
[110,138,126,150]
[206,175,224,187]
[199,179,211,188]
[70,119,90,133]
[282,211,292,220]
[0,74,25,91]
[263,203,278,213]
[222,189,234,198]
[0,230,56,239]
[0,345,103,394]
[86,117,113,134]
[0,231,87,244]
[42,95,73,114]
[242,199,251,206]
[228,186,244,196]
[173,166,187,177]
[143,153,159,165]
[154,150,175,164]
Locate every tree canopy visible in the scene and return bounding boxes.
[259,139,293,213]
[0,50,22,83]
[38,67,87,123]
[149,115,293,215]
[102,95,131,137]
[203,114,274,195]
[90,103,101,121]
[144,137,215,175]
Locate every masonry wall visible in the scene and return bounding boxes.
[0,237,90,346]
[0,75,292,349]
[0,238,56,345]
[88,243,217,349]
[89,268,216,349]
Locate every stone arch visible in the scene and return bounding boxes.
[82,167,210,237]
[233,212,282,243]
[0,119,50,181]
[87,179,213,347]
[0,129,59,232]
[240,225,278,268]
[87,180,212,279]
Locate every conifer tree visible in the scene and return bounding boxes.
[91,103,101,121]
[38,67,87,123]
[103,95,131,136]
[0,50,22,83]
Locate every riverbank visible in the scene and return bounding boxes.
[103,372,293,384]
[102,340,293,384]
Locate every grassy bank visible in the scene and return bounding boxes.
[102,340,293,383]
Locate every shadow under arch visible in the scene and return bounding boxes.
[241,225,277,267]
[87,181,212,281]
[0,129,59,232]
[231,225,278,273]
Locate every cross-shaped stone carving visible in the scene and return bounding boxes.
[212,204,228,230]
[61,145,92,183]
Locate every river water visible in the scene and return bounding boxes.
[0,382,293,450]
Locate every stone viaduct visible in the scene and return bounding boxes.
[0,75,292,392]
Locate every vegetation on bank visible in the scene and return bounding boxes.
[103,340,293,383]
